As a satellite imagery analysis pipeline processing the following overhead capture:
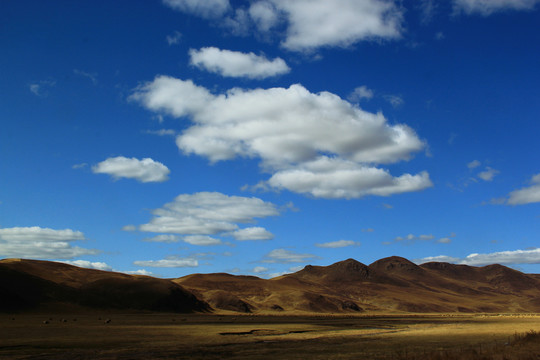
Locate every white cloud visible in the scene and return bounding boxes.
[418,248,540,266]
[166,30,182,45]
[316,240,358,248]
[262,248,318,263]
[189,47,290,79]
[270,0,403,51]
[142,234,180,243]
[135,192,279,240]
[477,167,499,181]
[249,1,279,32]
[183,235,222,246]
[507,173,540,205]
[61,260,112,271]
[145,129,177,136]
[384,94,404,107]
[415,255,461,264]
[123,269,154,276]
[268,157,432,199]
[348,86,374,102]
[72,163,88,169]
[92,156,170,183]
[467,160,481,169]
[162,0,230,18]
[131,76,430,199]
[230,227,274,241]
[393,232,455,244]
[0,226,98,259]
[73,69,98,85]
[133,256,199,268]
[29,80,56,97]
[163,0,402,52]
[453,0,540,15]
[418,0,438,24]
[253,266,268,273]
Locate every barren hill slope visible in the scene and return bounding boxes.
[177,256,540,314]
[2,257,540,314]
[0,259,209,313]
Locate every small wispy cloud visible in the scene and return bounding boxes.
[477,166,499,181]
[348,86,374,102]
[315,240,359,248]
[144,129,177,136]
[29,79,56,97]
[261,248,318,264]
[384,94,404,108]
[388,232,455,245]
[166,30,182,45]
[73,69,98,84]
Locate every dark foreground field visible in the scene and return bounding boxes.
[1,313,540,359]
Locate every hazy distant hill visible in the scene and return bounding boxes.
[2,257,540,314]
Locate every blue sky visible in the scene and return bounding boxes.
[1,0,540,278]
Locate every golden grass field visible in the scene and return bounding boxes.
[1,312,540,359]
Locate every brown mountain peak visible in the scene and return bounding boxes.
[369,256,420,272]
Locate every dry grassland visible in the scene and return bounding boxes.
[1,313,539,359]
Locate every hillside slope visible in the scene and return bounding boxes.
[2,257,539,314]
[0,259,209,313]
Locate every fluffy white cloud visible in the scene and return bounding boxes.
[135,192,279,242]
[477,167,499,181]
[132,76,430,199]
[133,256,198,268]
[507,173,540,205]
[262,248,318,263]
[162,0,230,18]
[189,47,290,79]
[268,157,432,199]
[269,0,403,51]
[92,156,170,183]
[163,0,402,52]
[0,226,98,259]
[230,227,274,241]
[183,235,222,246]
[316,240,357,248]
[418,248,540,266]
[61,260,113,271]
[453,0,540,15]
[249,1,279,32]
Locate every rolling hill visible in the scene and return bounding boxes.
[2,257,540,314]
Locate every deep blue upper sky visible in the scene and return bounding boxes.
[1,0,539,277]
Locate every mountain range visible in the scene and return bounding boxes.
[2,257,540,314]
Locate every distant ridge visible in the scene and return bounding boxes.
[2,257,540,314]
[0,259,209,313]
